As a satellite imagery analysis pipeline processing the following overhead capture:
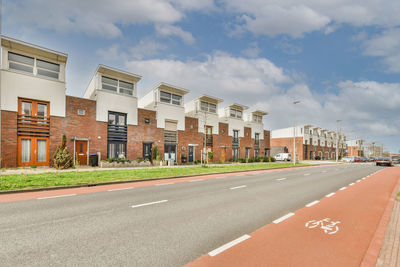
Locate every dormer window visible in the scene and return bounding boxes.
[230,108,242,119]
[253,114,262,123]
[102,76,134,96]
[8,52,60,79]
[200,101,216,113]
[160,91,182,106]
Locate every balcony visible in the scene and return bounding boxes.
[254,139,260,148]
[232,137,239,146]
[17,115,50,137]
[206,134,213,146]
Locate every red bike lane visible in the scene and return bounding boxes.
[186,167,400,267]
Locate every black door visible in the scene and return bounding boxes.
[143,143,152,162]
[188,146,194,163]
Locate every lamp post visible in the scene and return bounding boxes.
[293,100,300,165]
[335,119,341,162]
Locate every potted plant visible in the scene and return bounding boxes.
[181,153,187,164]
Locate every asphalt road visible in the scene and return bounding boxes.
[0,163,384,266]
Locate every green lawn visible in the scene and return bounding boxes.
[0,163,307,191]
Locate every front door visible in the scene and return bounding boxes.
[75,140,88,165]
[143,143,152,162]
[221,147,226,162]
[188,146,194,163]
[164,144,176,162]
[18,136,49,167]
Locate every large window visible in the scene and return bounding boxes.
[107,112,127,159]
[8,52,60,79]
[160,91,182,106]
[230,108,242,119]
[102,76,134,96]
[200,101,217,113]
[253,114,262,123]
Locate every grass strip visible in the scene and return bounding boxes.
[0,163,307,191]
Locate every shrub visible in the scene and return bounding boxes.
[152,146,160,160]
[137,157,143,163]
[208,152,214,160]
[53,134,73,169]
[248,158,255,163]
[254,157,261,162]
[270,157,276,162]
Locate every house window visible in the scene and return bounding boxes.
[107,111,127,159]
[253,114,262,123]
[200,101,217,113]
[245,148,250,158]
[160,91,182,105]
[102,76,134,95]
[8,52,60,79]
[230,108,242,119]
[233,147,239,160]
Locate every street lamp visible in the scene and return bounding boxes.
[335,119,342,162]
[293,100,300,165]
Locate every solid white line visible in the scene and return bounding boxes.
[108,187,134,192]
[304,173,311,176]
[305,200,319,207]
[208,235,251,257]
[131,200,168,208]
[326,192,335,197]
[356,180,361,183]
[273,212,295,224]
[230,185,247,190]
[349,183,355,186]
[37,194,77,200]
[276,178,287,181]
[189,179,204,182]
[155,183,175,186]
[339,187,347,190]
[362,178,366,180]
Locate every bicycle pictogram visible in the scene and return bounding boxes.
[305,218,341,235]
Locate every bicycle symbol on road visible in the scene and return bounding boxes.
[305,218,341,235]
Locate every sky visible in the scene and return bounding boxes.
[2,0,400,153]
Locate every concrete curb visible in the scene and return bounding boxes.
[0,164,315,195]
[360,169,400,267]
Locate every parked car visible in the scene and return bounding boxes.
[391,156,400,164]
[360,157,368,162]
[354,156,361,163]
[342,156,355,163]
[274,153,292,161]
[376,157,393,166]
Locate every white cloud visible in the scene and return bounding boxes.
[155,24,195,44]
[129,39,167,60]
[362,28,400,72]
[241,42,261,58]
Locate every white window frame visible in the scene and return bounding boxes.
[200,101,216,113]
[230,108,242,119]
[159,91,182,106]
[101,76,134,96]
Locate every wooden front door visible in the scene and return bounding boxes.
[18,136,50,167]
[75,140,88,165]
[221,148,226,162]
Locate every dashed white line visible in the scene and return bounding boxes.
[155,183,175,186]
[304,173,311,176]
[276,178,287,181]
[349,183,355,186]
[189,179,204,182]
[108,187,134,192]
[37,194,77,200]
[322,170,327,173]
[339,187,347,191]
[356,180,361,183]
[273,212,295,224]
[326,192,335,197]
[305,200,319,207]
[131,200,168,208]
[230,185,247,190]
[208,235,251,257]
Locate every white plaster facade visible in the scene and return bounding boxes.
[218,103,249,138]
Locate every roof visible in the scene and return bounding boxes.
[156,82,190,95]
[97,64,142,83]
[252,110,268,116]
[1,35,68,63]
[196,94,223,104]
[228,103,249,111]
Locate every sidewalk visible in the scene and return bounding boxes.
[187,167,400,267]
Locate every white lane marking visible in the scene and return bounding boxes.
[189,179,204,182]
[326,192,335,197]
[356,180,361,183]
[155,183,175,186]
[304,173,311,176]
[273,213,295,224]
[322,170,327,173]
[339,187,347,191]
[276,178,287,181]
[349,183,355,186]
[362,178,366,180]
[108,187,134,192]
[37,194,77,200]
[208,235,251,257]
[306,200,319,207]
[131,200,168,208]
[230,185,247,190]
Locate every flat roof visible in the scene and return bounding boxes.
[97,64,142,83]
[196,94,223,104]
[1,35,68,63]
[252,110,268,116]
[157,82,190,95]
[228,103,249,111]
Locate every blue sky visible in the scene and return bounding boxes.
[2,0,400,153]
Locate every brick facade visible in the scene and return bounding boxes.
[0,111,18,168]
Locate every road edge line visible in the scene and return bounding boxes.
[208,235,251,257]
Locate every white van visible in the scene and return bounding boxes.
[274,153,292,161]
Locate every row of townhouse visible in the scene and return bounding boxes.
[0,36,270,168]
[270,125,347,161]
[346,139,365,157]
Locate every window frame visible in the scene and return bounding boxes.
[159,91,182,106]
[200,101,217,113]
[101,76,135,96]
[230,108,242,119]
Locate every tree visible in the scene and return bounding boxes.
[53,134,73,169]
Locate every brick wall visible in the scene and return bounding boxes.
[213,122,232,162]
[239,127,253,158]
[0,111,18,168]
[177,117,203,163]
[270,137,304,160]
